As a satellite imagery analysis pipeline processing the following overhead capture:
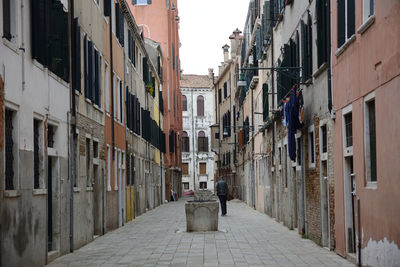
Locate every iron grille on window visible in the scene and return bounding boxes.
[47,125,55,148]
[34,120,40,189]
[344,113,353,147]
[5,109,14,190]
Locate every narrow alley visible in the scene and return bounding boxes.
[48,199,354,267]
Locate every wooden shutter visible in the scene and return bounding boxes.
[88,41,94,101]
[301,20,307,82]
[307,15,313,80]
[3,0,11,40]
[337,0,345,48]
[128,30,132,61]
[84,35,89,98]
[94,49,100,106]
[120,81,123,122]
[197,96,204,116]
[74,18,81,92]
[182,163,188,175]
[119,5,124,46]
[200,163,206,175]
[263,83,269,121]
[104,0,111,16]
[347,0,355,38]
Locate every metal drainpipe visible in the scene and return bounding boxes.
[110,2,115,159]
[251,73,255,209]
[20,1,25,91]
[327,0,333,113]
[68,0,76,252]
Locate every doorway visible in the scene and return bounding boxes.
[320,160,330,248]
[47,156,59,253]
[344,156,356,254]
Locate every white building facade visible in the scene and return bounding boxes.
[181,75,215,192]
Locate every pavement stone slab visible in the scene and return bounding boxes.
[47,198,354,267]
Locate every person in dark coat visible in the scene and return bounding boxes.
[216,177,228,216]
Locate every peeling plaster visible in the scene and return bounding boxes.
[362,237,400,267]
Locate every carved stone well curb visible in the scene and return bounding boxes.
[185,190,219,232]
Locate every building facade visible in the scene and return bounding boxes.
[0,0,167,265]
[129,0,182,200]
[0,0,71,265]
[181,74,214,192]
[211,30,242,200]
[332,0,400,265]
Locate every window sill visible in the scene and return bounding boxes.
[4,190,22,198]
[48,147,58,157]
[313,63,327,79]
[2,37,19,55]
[33,188,47,195]
[93,158,100,165]
[48,70,69,87]
[320,152,328,161]
[365,182,377,190]
[86,187,94,192]
[73,187,81,193]
[358,15,375,35]
[335,34,356,57]
[309,163,316,169]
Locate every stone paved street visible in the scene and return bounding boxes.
[48,198,354,267]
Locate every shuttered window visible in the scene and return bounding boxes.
[5,109,15,190]
[172,44,175,70]
[182,131,189,152]
[199,163,207,175]
[182,163,189,175]
[31,0,69,81]
[182,95,187,111]
[337,0,355,48]
[317,0,329,67]
[104,0,111,16]
[218,88,222,104]
[115,3,124,46]
[197,95,204,116]
[301,17,313,83]
[198,131,208,152]
[223,82,227,99]
[74,19,81,92]
[263,83,269,122]
[3,0,11,40]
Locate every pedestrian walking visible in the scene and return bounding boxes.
[216,177,228,216]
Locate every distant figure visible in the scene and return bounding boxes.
[216,177,228,216]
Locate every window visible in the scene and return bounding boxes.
[218,88,222,104]
[224,82,227,99]
[222,111,231,138]
[317,0,329,67]
[363,0,374,23]
[133,0,152,5]
[197,96,204,116]
[73,19,81,93]
[107,145,111,191]
[128,30,136,67]
[278,146,282,166]
[200,182,207,189]
[227,76,231,97]
[172,43,175,69]
[183,182,189,190]
[119,80,123,123]
[199,163,207,175]
[182,131,190,152]
[337,0,355,48]
[182,163,189,175]
[47,124,56,148]
[115,3,124,46]
[31,0,69,81]
[344,113,353,147]
[284,145,288,188]
[5,109,16,190]
[104,0,111,17]
[34,119,43,189]
[262,83,269,122]
[365,97,377,183]
[93,141,99,159]
[84,37,101,106]
[321,124,327,153]
[182,95,187,111]
[297,136,302,166]
[309,127,315,167]
[198,131,208,152]
[86,138,91,187]
[105,63,110,113]
[301,15,313,82]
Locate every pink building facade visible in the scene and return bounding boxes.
[332,0,400,265]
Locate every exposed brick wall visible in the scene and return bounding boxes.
[305,117,322,245]
[77,113,105,160]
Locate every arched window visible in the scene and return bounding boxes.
[198,131,208,152]
[182,95,187,111]
[182,131,190,152]
[197,95,204,116]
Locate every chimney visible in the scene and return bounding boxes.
[222,44,230,63]
[208,68,214,80]
[230,28,242,59]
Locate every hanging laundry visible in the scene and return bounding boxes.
[287,86,302,161]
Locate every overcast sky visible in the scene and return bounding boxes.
[179,0,249,76]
